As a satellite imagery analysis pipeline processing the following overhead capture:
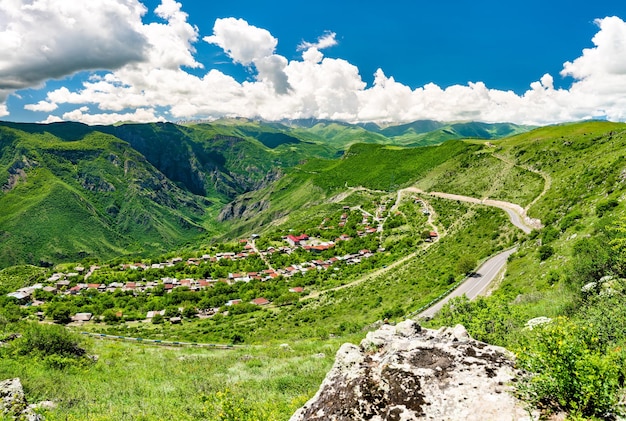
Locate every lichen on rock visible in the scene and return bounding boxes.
[290,320,535,421]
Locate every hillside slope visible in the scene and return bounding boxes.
[0,125,210,267]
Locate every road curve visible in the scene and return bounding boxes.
[400,188,541,234]
[417,247,517,319]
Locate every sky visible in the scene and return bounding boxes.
[1,0,626,126]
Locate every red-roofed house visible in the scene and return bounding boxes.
[289,287,304,293]
[251,297,270,306]
[285,234,309,247]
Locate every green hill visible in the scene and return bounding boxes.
[0,125,210,267]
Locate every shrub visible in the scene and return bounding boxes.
[596,199,619,217]
[201,389,263,421]
[13,322,85,358]
[538,245,554,261]
[516,317,626,418]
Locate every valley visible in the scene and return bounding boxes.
[1,119,626,419]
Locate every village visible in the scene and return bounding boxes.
[7,197,437,324]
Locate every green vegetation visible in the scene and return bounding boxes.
[0,320,344,420]
[3,119,626,419]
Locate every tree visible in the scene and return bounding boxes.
[47,304,71,324]
[456,255,477,276]
[164,306,180,318]
[182,306,198,319]
[102,309,121,324]
[151,313,164,324]
[538,245,554,261]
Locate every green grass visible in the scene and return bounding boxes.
[0,332,347,421]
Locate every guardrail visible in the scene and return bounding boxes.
[80,332,238,349]
[407,246,518,319]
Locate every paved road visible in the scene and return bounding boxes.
[418,247,517,319]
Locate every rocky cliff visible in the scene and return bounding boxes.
[290,320,534,421]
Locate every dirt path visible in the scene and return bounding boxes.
[400,187,541,233]
[492,153,552,213]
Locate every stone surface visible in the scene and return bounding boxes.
[290,320,534,421]
[0,378,43,420]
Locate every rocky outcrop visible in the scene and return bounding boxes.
[291,320,534,421]
[218,197,270,222]
[0,378,43,421]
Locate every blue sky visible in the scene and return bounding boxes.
[1,0,626,125]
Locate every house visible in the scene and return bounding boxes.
[285,234,309,247]
[146,310,165,319]
[430,231,438,238]
[170,317,182,324]
[48,273,63,282]
[7,291,30,302]
[289,287,304,293]
[71,312,92,322]
[69,285,83,294]
[226,299,242,306]
[42,286,57,294]
[251,297,270,306]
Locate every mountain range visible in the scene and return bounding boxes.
[0,118,531,268]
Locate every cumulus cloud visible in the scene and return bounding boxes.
[5,3,626,126]
[24,100,58,112]
[204,18,291,94]
[0,0,148,102]
[53,107,164,125]
[204,18,277,65]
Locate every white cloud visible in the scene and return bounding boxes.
[204,17,277,65]
[24,100,58,112]
[0,0,148,101]
[298,32,338,51]
[58,107,164,125]
[5,5,626,126]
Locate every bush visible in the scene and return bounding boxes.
[13,322,86,358]
[538,245,554,261]
[516,317,626,418]
[596,199,619,217]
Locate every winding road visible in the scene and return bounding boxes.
[417,247,517,319]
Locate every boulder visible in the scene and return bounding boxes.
[0,378,43,420]
[290,320,534,421]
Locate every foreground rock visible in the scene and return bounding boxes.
[0,378,43,421]
[291,320,533,421]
